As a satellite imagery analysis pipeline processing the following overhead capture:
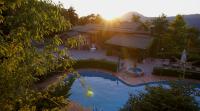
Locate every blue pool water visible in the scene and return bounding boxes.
[69,70,200,111]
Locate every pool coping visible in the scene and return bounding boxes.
[77,68,200,87]
[77,69,166,87]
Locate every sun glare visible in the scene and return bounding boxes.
[102,14,119,21]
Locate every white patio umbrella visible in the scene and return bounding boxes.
[180,49,187,64]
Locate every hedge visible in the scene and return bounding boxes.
[73,59,118,72]
[153,67,200,80]
[155,52,200,62]
[35,59,117,83]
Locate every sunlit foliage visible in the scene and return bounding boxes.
[0,0,74,110]
[78,14,104,25]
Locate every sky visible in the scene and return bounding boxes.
[53,0,200,20]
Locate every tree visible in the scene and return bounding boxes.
[94,14,104,24]
[170,15,200,56]
[186,27,200,52]
[0,0,74,110]
[62,6,79,26]
[152,14,169,36]
[78,14,104,25]
[149,14,200,59]
[150,14,169,56]
[120,82,200,111]
[168,15,187,51]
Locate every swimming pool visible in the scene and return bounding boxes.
[69,70,200,111]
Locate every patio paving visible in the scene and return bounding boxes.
[115,72,200,85]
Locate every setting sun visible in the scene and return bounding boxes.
[102,14,119,20]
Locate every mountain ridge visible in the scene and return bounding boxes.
[120,12,200,29]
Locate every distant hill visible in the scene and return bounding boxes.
[168,14,200,29]
[120,11,147,22]
[120,12,200,30]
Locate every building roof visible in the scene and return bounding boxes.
[66,31,80,37]
[60,31,80,37]
[105,34,153,49]
[72,22,149,34]
[59,30,81,40]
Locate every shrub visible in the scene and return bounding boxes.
[120,83,200,111]
[193,61,200,67]
[188,54,200,62]
[153,67,200,80]
[34,67,65,83]
[73,59,117,72]
[35,77,75,110]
